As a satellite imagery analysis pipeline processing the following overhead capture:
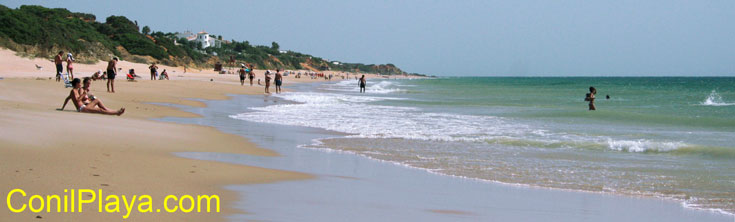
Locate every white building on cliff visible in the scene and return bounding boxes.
[175,31,221,49]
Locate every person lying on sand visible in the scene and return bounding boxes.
[60,78,125,115]
[91,70,102,81]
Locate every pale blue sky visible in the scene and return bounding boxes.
[2,0,734,76]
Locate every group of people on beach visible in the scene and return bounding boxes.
[263,69,283,94]
[238,64,255,86]
[60,77,125,116]
[54,51,75,81]
[148,63,169,80]
[51,53,378,117]
[237,64,285,94]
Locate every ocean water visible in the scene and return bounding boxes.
[230,77,735,215]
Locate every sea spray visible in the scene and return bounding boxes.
[701,90,734,106]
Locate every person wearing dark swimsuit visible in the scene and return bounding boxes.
[238,65,246,86]
[358,75,366,93]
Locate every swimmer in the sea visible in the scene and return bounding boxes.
[585,87,597,110]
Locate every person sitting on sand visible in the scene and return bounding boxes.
[585,86,596,110]
[275,69,283,94]
[358,75,366,93]
[91,70,102,81]
[60,78,125,115]
[159,69,169,80]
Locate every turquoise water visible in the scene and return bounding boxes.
[232,77,735,215]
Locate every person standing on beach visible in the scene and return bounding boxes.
[66,53,75,79]
[585,86,597,110]
[264,70,272,93]
[54,51,63,82]
[358,75,366,93]
[238,64,247,86]
[275,69,283,94]
[106,57,118,93]
[247,64,255,86]
[149,63,158,80]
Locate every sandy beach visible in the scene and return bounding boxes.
[0,48,396,221]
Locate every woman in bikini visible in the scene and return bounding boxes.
[247,64,255,86]
[61,78,125,115]
[66,53,74,79]
[264,70,272,93]
[585,86,597,110]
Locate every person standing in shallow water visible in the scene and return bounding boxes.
[264,70,272,94]
[358,75,366,93]
[274,69,283,94]
[585,86,597,110]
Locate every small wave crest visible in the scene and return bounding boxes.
[701,90,735,106]
[325,80,404,94]
[606,139,684,153]
[227,91,728,157]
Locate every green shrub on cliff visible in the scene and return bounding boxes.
[0,4,409,74]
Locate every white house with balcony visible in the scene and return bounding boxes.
[174,30,222,49]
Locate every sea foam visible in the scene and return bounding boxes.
[701,90,734,106]
[230,81,691,154]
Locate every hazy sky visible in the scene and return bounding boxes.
[2,0,734,76]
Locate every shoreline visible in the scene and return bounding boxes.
[167,90,733,222]
[0,45,412,220]
[0,47,399,220]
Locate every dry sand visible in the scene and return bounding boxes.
[0,50,308,221]
[0,48,416,221]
